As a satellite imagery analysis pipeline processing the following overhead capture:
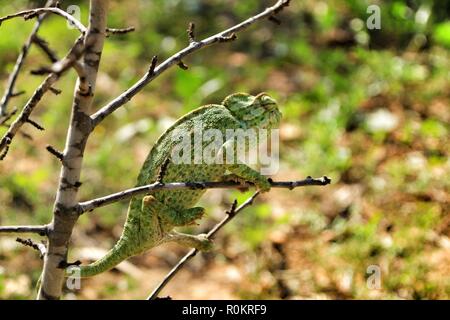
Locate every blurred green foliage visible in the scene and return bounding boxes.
[0,0,449,299]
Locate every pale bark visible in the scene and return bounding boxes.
[37,0,108,300]
[77,177,331,213]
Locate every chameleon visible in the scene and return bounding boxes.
[74,92,282,277]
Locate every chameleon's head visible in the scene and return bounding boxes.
[222,92,282,129]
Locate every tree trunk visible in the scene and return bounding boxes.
[37,0,108,300]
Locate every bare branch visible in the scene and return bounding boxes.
[10,91,26,98]
[78,176,331,214]
[49,87,62,95]
[0,0,59,116]
[46,145,64,161]
[26,118,45,131]
[0,73,58,159]
[0,7,87,34]
[0,108,17,126]
[91,0,291,126]
[148,56,158,75]
[147,191,260,300]
[37,0,108,301]
[187,22,196,43]
[32,35,59,63]
[16,238,47,258]
[0,36,85,160]
[106,26,135,37]
[0,225,48,236]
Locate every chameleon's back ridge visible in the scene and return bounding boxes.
[74,93,282,277]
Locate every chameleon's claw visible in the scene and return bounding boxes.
[195,233,214,251]
[223,174,249,192]
[255,177,272,193]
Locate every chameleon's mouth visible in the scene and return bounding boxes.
[262,101,277,110]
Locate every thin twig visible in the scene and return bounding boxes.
[0,36,85,159]
[147,191,260,300]
[0,109,34,140]
[0,7,87,34]
[0,0,58,116]
[177,60,189,70]
[0,108,17,126]
[0,225,48,236]
[91,0,291,126]
[0,73,58,158]
[16,238,47,258]
[46,145,64,161]
[32,35,59,63]
[26,118,45,131]
[187,22,196,43]
[10,91,26,98]
[106,26,135,37]
[49,87,62,95]
[77,176,331,214]
[148,56,158,75]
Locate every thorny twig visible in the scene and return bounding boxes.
[0,0,59,117]
[16,238,47,259]
[0,225,48,236]
[32,35,59,63]
[77,176,331,214]
[0,36,85,159]
[106,26,135,37]
[0,177,330,235]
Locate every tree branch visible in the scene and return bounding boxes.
[0,0,59,117]
[77,176,331,214]
[91,0,291,126]
[106,26,135,37]
[0,225,48,236]
[147,191,260,300]
[0,7,87,34]
[0,36,85,160]
[16,238,47,259]
[32,34,59,63]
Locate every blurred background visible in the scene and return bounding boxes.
[0,0,449,299]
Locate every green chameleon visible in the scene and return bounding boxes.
[74,92,282,277]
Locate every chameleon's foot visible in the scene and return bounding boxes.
[227,164,272,193]
[143,195,205,226]
[223,174,250,192]
[254,177,271,193]
[167,231,213,251]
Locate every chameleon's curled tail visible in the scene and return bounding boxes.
[71,239,136,278]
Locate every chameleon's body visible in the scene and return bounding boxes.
[77,93,281,277]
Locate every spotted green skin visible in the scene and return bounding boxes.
[77,93,282,277]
